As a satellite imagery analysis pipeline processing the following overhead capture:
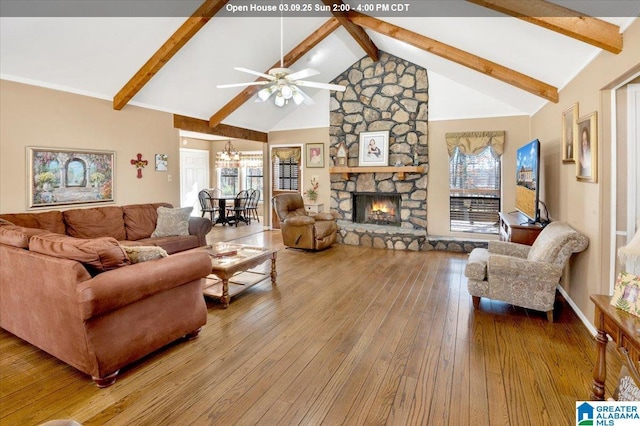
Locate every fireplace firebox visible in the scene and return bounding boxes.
[352,192,401,226]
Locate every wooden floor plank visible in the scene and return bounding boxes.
[0,226,619,425]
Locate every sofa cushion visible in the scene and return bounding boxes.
[0,211,66,234]
[151,206,192,238]
[29,233,130,273]
[465,248,489,280]
[122,202,172,241]
[0,225,50,249]
[63,206,126,240]
[133,235,199,255]
[121,245,168,264]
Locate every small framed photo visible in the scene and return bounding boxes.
[155,154,168,171]
[305,143,324,168]
[576,111,598,183]
[358,131,389,166]
[562,103,578,163]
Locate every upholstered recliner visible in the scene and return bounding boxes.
[272,193,338,251]
[464,221,588,322]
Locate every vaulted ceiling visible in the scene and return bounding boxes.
[0,1,637,140]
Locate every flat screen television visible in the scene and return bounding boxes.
[515,139,540,223]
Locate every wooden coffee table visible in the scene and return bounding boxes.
[202,242,277,308]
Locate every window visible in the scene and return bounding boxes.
[219,167,239,196]
[449,146,501,233]
[273,156,299,191]
[246,167,263,200]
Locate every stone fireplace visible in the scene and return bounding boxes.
[353,192,401,226]
[328,52,429,250]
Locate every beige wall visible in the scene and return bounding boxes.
[0,80,181,213]
[268,127,330,210]
[531,19,640,323]
[427,116,531,236]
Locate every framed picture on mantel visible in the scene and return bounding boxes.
[358,131,389,166]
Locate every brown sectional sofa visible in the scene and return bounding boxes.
[0,203,214,386]
[0,202,211,254]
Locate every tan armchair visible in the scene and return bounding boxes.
[464,221,588,322]
[272,193,338,251]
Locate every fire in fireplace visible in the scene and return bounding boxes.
[353,192,401,226]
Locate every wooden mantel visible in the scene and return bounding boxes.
[329,166,424,180]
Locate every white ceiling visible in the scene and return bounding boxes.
[0,2,637,133]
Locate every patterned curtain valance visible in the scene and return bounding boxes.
[272,147,301,162]
[445,131,505,157]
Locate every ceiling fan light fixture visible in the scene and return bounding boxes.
[257,87,272,101]
[274,95,285,107]
[280,84,293,100]
[291,88,304,105]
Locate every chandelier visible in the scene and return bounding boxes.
[216,141,240,168]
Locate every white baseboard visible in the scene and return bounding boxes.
[557,285,597,336]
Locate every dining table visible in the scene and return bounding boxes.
[211,195,248,226]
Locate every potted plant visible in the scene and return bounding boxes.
[90,172,105,187]
[305,177,319,202]
[36,171,56,191]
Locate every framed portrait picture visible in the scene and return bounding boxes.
[27,147,115,208]
[358,131,389,166]
[155,154,168,171]
[576,111,598,183]
[305,143,324,168]
[562,103,578,163]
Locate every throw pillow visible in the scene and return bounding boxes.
[613,363,640,401]
[610,271,640,318]
[151,206,193,238]
[121,245,168,263]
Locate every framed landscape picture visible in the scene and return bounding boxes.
[358,131,389,167]
[562,103,578,163]
[305,143,324,168]
[27,147,115,208]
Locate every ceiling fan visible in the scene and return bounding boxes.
[216,15,346,107]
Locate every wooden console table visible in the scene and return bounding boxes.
[498,211,543,245]
[590,294,640,400]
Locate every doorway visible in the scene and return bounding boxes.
[180,148,209,216]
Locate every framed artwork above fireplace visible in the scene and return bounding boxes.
[359,131,389,167]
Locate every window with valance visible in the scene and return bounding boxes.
[446,131,505,234]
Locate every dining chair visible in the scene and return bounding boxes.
[197,189,219,223]
[247,189,261,223]
[226,190,250,226]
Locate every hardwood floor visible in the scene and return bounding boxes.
[1,225,623,425]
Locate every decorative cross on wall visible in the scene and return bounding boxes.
[130,153,148,178]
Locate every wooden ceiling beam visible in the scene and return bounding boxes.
[209,17,341,127]
[321,0,379,61]
[113,0,230,110]
[174,114,268,143]
[467,0,622,54]
[348,11,559,103]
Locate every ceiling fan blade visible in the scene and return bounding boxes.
[234,67,275,80]
[286,68,320,81]
[217,81,271,89]
[294,80,346,92]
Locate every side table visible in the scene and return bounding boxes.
[590,294,640,400]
